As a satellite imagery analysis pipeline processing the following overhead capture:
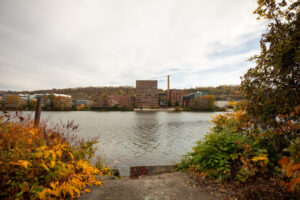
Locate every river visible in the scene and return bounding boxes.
[21,111,223,175]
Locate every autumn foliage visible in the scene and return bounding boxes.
[186,95,215,111]
[3,95,26,109]
[0,112,109,199]
[278,137,300,192]
[51,95,73,111]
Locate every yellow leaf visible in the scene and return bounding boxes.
[84,188,91,192]
[50,182,56,190]
[61,144,68,151]
[10,160,31,168]
[69,187,74,198]
[56,149,62,158]
[49,160,56,168]
[68,152,74,160]
[51,188,60,197]
[61,183,74,198]
[37,145,47,151]
[60,183,67,197]
[95,181,102,186]
[251,154,269,163]
[50,150,56,160]
[19,160,31,168]
[38,188,50,200]
[41,163,49,171]
[74,187,80,197]
[44,150,51,159]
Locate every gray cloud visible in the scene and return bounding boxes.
[0,0,264,91]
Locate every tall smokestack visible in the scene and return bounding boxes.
[168,75,170,91]
[167,75,170,102]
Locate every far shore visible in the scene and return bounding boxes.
[134,108,176,112]
[5,107,231,112]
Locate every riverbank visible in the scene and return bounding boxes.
[134,108,176,112]
[4,107,230,112]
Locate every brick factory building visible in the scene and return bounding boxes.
[136,80,158,108]
[110,94,135,108]
[158,93,167,107]
[168,89,188,106]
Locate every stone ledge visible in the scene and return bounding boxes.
[130,165,176,179]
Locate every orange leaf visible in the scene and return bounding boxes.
[286,176,300,192]
[290,163,300,172]
[286,163,300,177]
[278,157,289,167]
[286,163,295,177]
[36,152,43,158]
[295,105,300,114]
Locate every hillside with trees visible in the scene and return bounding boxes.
[184,85,241,100]
[0,85,241,101]
[0,87,136,101]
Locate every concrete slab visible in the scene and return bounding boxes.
[79,172,225,200]
[130,165,176,179]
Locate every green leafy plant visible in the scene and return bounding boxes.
[178,111,269,182]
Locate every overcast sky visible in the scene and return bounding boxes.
[0,0,265,91]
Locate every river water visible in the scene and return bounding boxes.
[21,111,222,175]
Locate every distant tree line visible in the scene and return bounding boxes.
[183,85,242,100]
[0,87,136,103]
[0,85,241,102]
[1,94,73,111]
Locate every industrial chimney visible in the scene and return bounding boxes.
[167,75,170,102]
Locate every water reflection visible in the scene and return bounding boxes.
[131,112,160,154]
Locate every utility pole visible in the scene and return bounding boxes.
[34,97,42,127]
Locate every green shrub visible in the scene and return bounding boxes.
[178,112,269,182]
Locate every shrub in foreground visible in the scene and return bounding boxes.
[178,126,268,182]
[178,110,300,193]
[0,112,109,199]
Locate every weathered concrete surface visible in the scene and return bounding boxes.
[130,165,176,179]
[79,172,225,200]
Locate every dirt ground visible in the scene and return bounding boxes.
[79,172,226,200]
